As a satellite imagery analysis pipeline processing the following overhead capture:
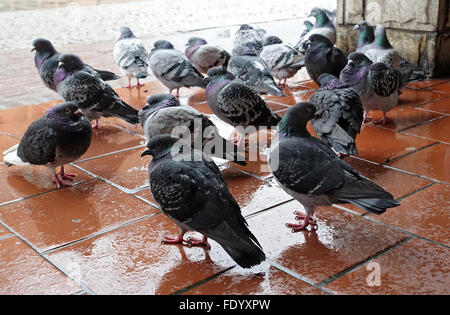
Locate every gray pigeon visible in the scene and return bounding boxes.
[260,39,305,87]
[309,74,363,157]
[113,26,149,88]
[361,25,426,82]
[149,40,207,97]
[228,52,285,96]
[205,66,281,145]
[3,102,92,189]
[340,52,402,125]
[32,38,120,92]
[304,34,347,85]
[232,24,263,56]
[185,37,231,74]
[296,7,337,53]
[55,54,140,128]
[300,20,314,39]
[269,102,400,231]
[141,134,266,268]
[260,35,283,47]
[138,93,246,165]
[353,21,375,54]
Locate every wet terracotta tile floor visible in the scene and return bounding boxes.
[0,78,449,295]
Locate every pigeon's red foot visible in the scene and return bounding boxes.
[287,211,318,232]
[92,119,100,129]
[186,235,210,249]
[161,233,185,245]
[337,153,347,159]
[373,117,392,125]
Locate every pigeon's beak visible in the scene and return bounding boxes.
[203,77,210,85]
[57,61,63,69]
[353,25,360,31]
[31,47,36,52]
[74,109,84,118]
[141,148,152,157]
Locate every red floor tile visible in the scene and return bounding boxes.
[418,96,450,114]
[0,225,11,238]
[427,82,450,94]
[0,133,19,153]
[367,105,443,132]
[0,163,92,205]
[0,237,81,294]
[403,116,450,143]
[355,125,436,164]
[247,201,409,284]
[370,183,450,246]
[343,158,433,214]
[0,179,158,252]
[47,214,235,295]
[76,147,148,192]
[387,143,450,183]
[399,89,446,107]
[269,90,316,106]
[184,266,325,295]
[325,238,450,295]
[406,79,448,90]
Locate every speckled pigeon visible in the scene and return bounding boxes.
[269,102,400,231]
[362,25,426,82]
[260,39,305,87]
[304,34,347,85]
[149,40,207,98]
[32,38,120,92]
[141,134,266,268]
[309,74,363,157]
[205,66,281,145]
[113,26,149,88]
[296,7,336,53]
[185,37,231,73]
[228,52,285,96]
[3,102,92,189]
[340,52,403,125]
[55,54,139,128]
[138,93,246,165]
[232,24,263,56]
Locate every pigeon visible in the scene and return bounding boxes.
[304,34,347,85]
[269,102,400,231]
[141,134,266,268]
[296,7,337,53]
[205,66,281,145]
[363,25,426,82]
[113,26,149,88]
[138,93,246,165]
[300,20,314,39]
[3,102,92,189]
[185,37,231,73]
[340,52,403,125]
[55,54,140,128]
[309,73,364,157]
[149,40,207,98]
[32,38,120,92]
[353,21,375,54]
[260,39,305,87]
[261,35,283,48]
[228,52,285,96]
[232,24,263,56]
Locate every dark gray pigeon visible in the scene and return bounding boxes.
[32,38,120,92]
[228,52,285,96]
[54,54,140,128]
[296,8,337,53]
[138,93,246,165]
[113,26,149,88]
[260,39,305,87]
[232,24,263,56]
[149,40,207,97]
[304,34,347,85]
[185,37,231,74]
[309,73,363,157]
[340,52,403,125]
[141,134,266,268]
[269,102,400,231]
[3,102,92,189]
[205,66,281,145]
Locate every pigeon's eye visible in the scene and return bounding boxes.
[157,143,162,147]
[65,108,72,115]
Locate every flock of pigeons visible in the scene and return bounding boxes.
[4,7,426,269]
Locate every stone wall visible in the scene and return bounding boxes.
[336,0,450,77]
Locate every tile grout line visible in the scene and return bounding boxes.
[73,144,146,165]
[380,141,440,165]
[316,235,416,288]
[398,115,448,133]
[400,130,449,145]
